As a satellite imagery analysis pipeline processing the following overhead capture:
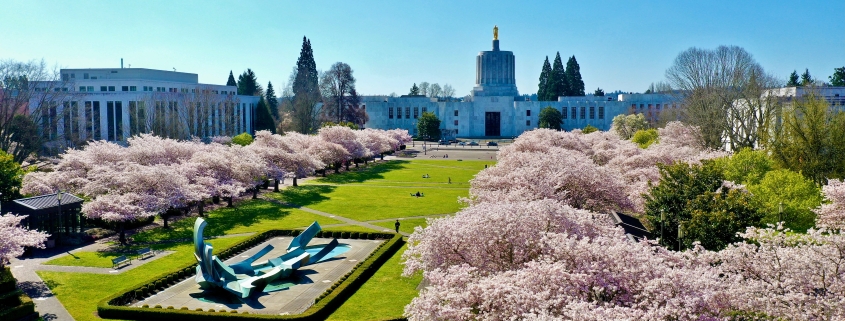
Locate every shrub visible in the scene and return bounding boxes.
[631,128,659,148]
[232,132,254,146]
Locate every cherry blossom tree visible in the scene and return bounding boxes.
[0,213,49,267]
[319,126,367,170]
[816,179,845,230]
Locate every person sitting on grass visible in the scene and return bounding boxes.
[415,191,421,197]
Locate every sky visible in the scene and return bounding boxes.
[1,0,842,96]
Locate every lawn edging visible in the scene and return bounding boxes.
[0,267,37,320]
[97,230,403,320]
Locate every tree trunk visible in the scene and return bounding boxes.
[355,160,359,168]
[213,196,220,204]
[252,187,258,199]
[119,222,127,245]
[274,179,280,192]
[163,213,169,229]
[293,176,298,187]
[198,201,205,217]
[227,196,234,207]
[322,169,327,177]
[335,163,340,174]
[345,161,350,171]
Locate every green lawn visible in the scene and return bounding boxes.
[372,217,433,235]
[43,251,126,268]
[38,236,247,321]
[131,199,343,244]
[268,160,487,221]
[327,245,421,321]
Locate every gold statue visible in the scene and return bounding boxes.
[494,25,498,40]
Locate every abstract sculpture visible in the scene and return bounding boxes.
[193,218,347,298]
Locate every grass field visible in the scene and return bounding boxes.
[36,159,487,321]
[268,160,486,220]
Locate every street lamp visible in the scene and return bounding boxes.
[778,202,783,223]
[57,190,63,234]
[677,222,684,251]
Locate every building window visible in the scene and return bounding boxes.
[422,107,427,113]
[572,107,577,119]
[526,110,531,117]
[414,107,419,119]
[389,107,394,119]
[562,107,567,119]
[84,73,89,79]
[87,86,93,92]
[598,106,605,119]
[631,104,637,110]
[589,106,595,119]
[108,86,115,92]
[454,110,458,116]
[454,120,459,126]
[130,86,137,91]
[640,104,644,110]
[656,104,661,110]
[122,86,129,92]
[648,104,653,110]
[79,86,86,92]
[580,107,586,119]
[526,120,531,126]
[397,107,402,119]
[100,86,107,92]
[405,107,411,120]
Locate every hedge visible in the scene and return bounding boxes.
[0,267,37,321]
[98,230,403,320]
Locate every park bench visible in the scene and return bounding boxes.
[136,247,155,260]
[112,255,131,269]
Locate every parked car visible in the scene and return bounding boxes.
[458,141,467,146]
[468,141,479,146]
[438,139,451,145]
[486,141,498,146]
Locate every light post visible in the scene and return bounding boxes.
[677,222,684,252]
[57,190,63,234]
[660,209,665,242]
[778,202,783,223]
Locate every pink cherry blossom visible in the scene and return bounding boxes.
[0,213,49,267]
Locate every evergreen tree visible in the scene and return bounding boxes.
[226,71,237,86]
[537,56,551,101]
[237,69,262,96]
[801,68,813,86]
[550,52,568,98]
[266,81,278,121]
[291,36,321,134]
[565,56,585,96]
[787,70,800,87]
[594,88,605,96]
[254,98,276,133]
[409,83,420,95]
[538,106,562,130]
[417,111,441,140]
[830,67,845,87]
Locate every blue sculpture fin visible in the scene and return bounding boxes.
[308,238,339,264]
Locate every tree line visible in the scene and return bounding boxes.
[537,52,585,101]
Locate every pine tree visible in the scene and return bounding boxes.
[565,56,585,96]
[266,81,278,121]
[801,68,813,86]
[409,83,420,95]
[551,52,568,98]
[237,69,262,96]
[594,88,605,96]
[538,56,551,101]
[226,71,237,87]
[831,67,845,87]
[787,70,800,87]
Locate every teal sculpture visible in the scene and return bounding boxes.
[193,218,347,298]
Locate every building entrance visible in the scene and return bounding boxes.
[485,112,501,136]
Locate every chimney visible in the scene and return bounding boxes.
[121,58,124,69]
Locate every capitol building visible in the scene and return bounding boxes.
[362,29,678,138]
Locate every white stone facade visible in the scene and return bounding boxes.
[30,68,260,145]
[362,38,679,137]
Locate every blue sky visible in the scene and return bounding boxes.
[1,0,842,96]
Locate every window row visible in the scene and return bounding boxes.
[387,106,427,119]
[38,100,253,142]
[561,106,605,120]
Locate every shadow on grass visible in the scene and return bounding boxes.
[311,161,410,184]
[130,200,296,245]
[274,185,335,207]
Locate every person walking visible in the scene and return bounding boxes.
[395,220,400,233]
